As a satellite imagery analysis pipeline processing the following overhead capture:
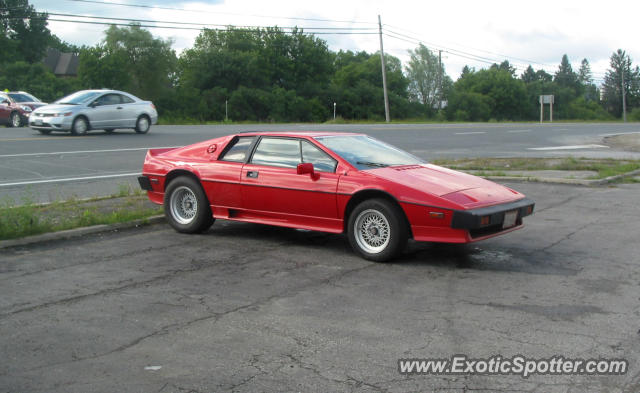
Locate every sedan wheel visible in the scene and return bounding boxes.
[71,117,88,135]
[164,176,214,233]
[348,199,408,262]
[11,112,22,127]
[135,116,150,134]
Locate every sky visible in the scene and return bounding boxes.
[29,0,640,85]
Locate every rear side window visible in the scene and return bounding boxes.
[120,95,135,104]
[219,136,256,162]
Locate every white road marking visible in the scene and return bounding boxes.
[0,146,181,159]
[455,132,486,135]
[0,172,141,187]
[507,129,531,133]
[599,131,640,137]
[528,144,609,151]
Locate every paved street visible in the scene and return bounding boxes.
[1,181,639,392]
[1,122,639,203]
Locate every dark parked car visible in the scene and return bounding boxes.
[0,91,47,127]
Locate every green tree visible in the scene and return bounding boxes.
[0,0,52,63]
[405,44,448,114]
[446,65,527,121]
[601,49,640,117]
[78,24,176,102]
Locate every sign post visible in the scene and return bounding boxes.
[539,95,554,123]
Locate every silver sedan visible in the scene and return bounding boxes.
[29,89,158,135]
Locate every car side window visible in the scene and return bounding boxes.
[301,141,337,173]
[251,138,301,169]
[120,95,134,104]
[95,94,121,106]
[219,136,256,162]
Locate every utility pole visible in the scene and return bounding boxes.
[378,15,390,123]
[621,68,627,122]
[438,50,442,111]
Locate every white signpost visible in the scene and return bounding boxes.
[539,95,554,123]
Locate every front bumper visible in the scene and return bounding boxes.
[29,115,72,131]
[451,197,535,238]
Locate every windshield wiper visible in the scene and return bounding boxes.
[356,161,389,168]
[56,102,77,105]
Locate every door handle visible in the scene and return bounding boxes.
[116,106,123,109]
[246,171,259,178]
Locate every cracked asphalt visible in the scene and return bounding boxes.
[1,182,639,393]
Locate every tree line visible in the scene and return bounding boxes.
[2,0,640,122]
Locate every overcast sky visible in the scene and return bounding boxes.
[30,0,640,85]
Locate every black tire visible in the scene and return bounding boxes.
[70,116,89,135]
[134,115,150,134]
[164,176,214,233]
[37,129,52,135]
[10,112,22,127]
[347,198,408,262]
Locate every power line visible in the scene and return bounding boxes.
[43,12,378,31]
[63,0,376,25]
[41,17,379,35]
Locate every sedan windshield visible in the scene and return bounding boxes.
[314,135,424,170]
[55,91,101,105]
[8,93,39,102]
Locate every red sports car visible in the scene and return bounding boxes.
[139,132,534,261]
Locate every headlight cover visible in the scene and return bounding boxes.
[20,105,32,112]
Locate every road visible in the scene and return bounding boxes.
[1,181,639,392]
[1,122,639,203]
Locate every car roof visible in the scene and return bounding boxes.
[236,131,364,138]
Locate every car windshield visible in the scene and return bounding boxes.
[314,135,424,170]
[55,91,101,105]
[8,93,39,102]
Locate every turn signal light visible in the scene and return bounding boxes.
[429,212,445,219]
[526,206,534,215]
[480,216,490,226]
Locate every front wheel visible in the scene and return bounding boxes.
[164,176,214,233]
[10,112,22,127]
[347,199,408,262]
[70,117,88,135]
[135,115,150,134]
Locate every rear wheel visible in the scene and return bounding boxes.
[134,115,150,134]
[347,198,408,262]
[70,117,88,135]
[10,112,22,127]
[164,176,214,233]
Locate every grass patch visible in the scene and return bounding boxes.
[432,157,640,179]
[0,194,163,241]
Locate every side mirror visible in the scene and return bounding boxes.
[297,162,319,180]
[89,101,98,108]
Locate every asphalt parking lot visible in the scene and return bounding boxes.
[1,181,639,392]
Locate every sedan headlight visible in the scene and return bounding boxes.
[20,105,32,112]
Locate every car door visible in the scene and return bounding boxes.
[0,95,10,124]
[240,137,340,230]
[88,93,122,128]
[117,94,138,127]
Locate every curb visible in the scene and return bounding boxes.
[478,168,640,186]
[0,215,165,250]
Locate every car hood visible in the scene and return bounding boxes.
[19,101,47,109]
[368,164,523,208]
[33,104,80,113]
